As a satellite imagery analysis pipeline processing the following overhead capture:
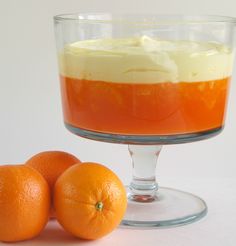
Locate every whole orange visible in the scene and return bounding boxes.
[0,165,50,242]
[25,151,80,217]
[54,162,127,240]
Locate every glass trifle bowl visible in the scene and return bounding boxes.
[54,14,236,228]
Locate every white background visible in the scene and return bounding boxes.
[0,0,236,245]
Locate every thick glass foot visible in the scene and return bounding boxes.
[121,145,208,228]
[121,187,207,228]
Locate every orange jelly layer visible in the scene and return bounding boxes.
[60,76,230,135]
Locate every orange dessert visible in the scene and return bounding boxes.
[58,37,233,135]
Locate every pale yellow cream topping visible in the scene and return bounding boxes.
[59,36,233,83]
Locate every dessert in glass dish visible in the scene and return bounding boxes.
[59,36,232,137]
[54,14,236,228]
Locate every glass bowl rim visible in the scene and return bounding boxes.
[54,13,236,25]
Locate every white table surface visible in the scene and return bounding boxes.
[1,178,235,246]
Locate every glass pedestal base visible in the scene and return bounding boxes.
[121,187,207,228]
[65,124,211,229]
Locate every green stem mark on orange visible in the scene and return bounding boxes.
[95,201,103,211]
